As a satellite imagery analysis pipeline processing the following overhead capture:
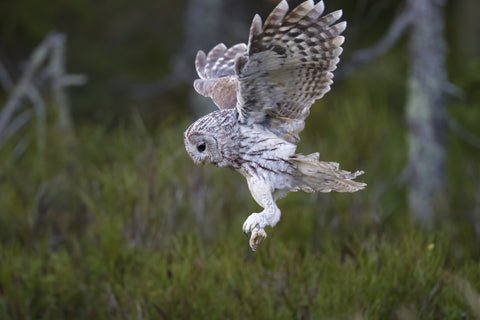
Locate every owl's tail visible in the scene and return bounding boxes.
[292,153,366,193]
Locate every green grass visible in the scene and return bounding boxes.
[1,73,480,319]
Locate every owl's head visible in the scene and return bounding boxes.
[184,111,235,166]
[184,129,222,166]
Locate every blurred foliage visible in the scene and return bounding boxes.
[1,67,479,317]
[0,0,188,122]
[0,0,404,123]
[1,0,480,318]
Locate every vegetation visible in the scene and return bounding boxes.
[1,0,480,319]
[1,66,480,318]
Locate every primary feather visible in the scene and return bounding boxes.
[193,0,346,144]
[236,0,346,143]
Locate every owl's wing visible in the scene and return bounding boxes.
[194,43,247,110]
[236,0,346,143]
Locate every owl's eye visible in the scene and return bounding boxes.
[197,143,206,153]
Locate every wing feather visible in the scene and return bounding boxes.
[191,0,345,143]
[194,43,247,110]
[236,1,346,143]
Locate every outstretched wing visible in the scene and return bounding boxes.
[236,0,346,143]
[194,43,247,110]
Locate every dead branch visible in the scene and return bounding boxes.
[338,8,414,79]
[48,34,74,130]
[0,110,31,145]
[447,115,480,148]
[0,34,51,142]
[0,32,86,153]
[129,0,234,102]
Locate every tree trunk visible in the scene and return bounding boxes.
[405,0,447,226]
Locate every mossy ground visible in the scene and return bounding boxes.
[1,72,480,319]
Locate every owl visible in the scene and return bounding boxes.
[184,0,366,250]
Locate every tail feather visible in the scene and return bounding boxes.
[292,153,366,193]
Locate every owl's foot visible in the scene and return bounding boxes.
[243,212,268,250]
[249,227,267,251]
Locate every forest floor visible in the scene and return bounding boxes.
[1,73,480,319]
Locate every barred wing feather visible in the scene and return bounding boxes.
[192,0,345,144]
[194,43,247,110]
[236,0,346,143]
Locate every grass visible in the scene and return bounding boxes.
[1,71,480,319]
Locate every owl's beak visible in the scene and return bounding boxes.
[193,158,205,166]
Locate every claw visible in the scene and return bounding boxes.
[242,212,268,250]
[249,227,267,251]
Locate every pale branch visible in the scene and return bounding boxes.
[13,137,28,159]
[444,81,465,99]
[48,33,72,130]
[0,32,86,150]
[0,34,52,145]
[338,8,414,79]
[397,115,480,188]
[129,0,230,101]
[60,74,88,87]
[0,110,31,149]
[129,72,184,100]
[447,115,480,148]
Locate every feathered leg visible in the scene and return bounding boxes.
[242,177,281,250]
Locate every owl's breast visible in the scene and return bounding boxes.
[234,125,298,181]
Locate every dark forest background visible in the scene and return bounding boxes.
[0,0,480,319]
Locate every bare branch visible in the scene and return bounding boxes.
[0,110,31,149]
[338,8,414,79]
[13,137,29,159]
[48,33,72,130]
[61,74,88,87]
[0,34,53,144]
[129,73,182,100]
[129,0,227,101]
[0,32,86,151]
[447,115,480,148]
[444,81,465,99]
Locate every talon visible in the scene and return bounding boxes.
[242,212,268,250]
[249,227,267,251]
